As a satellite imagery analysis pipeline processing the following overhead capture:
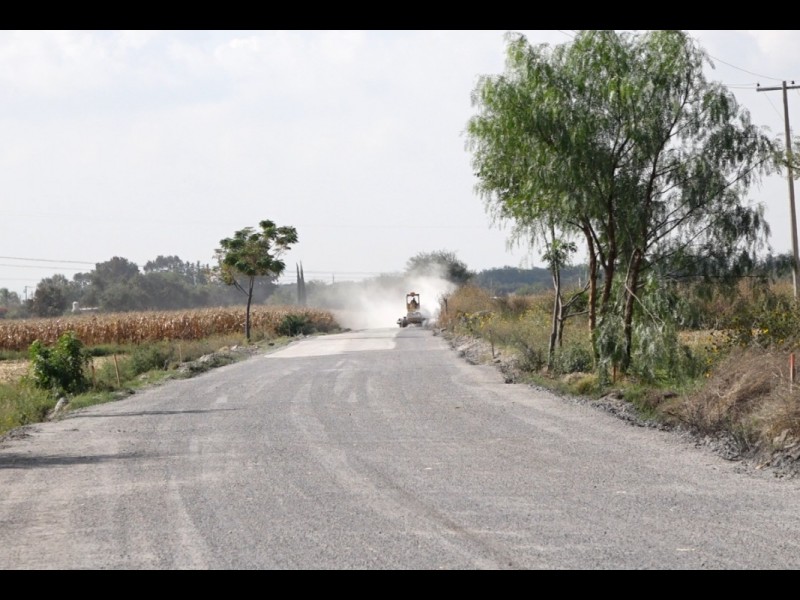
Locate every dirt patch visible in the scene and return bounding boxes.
[0,360,28,383]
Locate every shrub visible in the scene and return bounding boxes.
[277,314,313,337]
[28,331,90,396]
[129,343,175,375]
[552,344,594,375]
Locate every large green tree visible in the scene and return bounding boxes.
[215,220,298,341]
[467,30,776,374]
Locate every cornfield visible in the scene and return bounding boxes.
[0,306,338,351]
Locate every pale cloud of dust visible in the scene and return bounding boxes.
[319,266,457,330]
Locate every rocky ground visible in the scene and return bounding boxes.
[438,329,800,481]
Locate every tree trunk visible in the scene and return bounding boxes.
[582,224,600,370]
[548,268,561,369]
[600,202,617,318]
[583,225,597,332]
[245,277,254,341]
[621,250,643,373]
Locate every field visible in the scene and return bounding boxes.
[0,305,338,351]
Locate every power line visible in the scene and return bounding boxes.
[0,278,41,283]
[708,53,783,82]
[763,92,785,120]
[757,80,800,297]
[0,255,95,265]
[0,263,85,271]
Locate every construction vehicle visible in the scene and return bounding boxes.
[397,291,425,327]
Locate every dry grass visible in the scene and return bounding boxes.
[441,283,800,459]
[0,360,27,383]
[0,305,338,351]
[437,285,496,329]
[660,346,800,451]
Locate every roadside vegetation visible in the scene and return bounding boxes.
[437,278,800,464]
[0,305,340,437]
[450,29,800,469]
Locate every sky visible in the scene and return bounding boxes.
[1,30,799,300]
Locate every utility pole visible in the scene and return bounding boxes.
[758,80,800,298]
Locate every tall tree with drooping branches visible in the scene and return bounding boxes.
[467,29,777,375]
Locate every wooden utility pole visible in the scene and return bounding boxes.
[758,80,800,297]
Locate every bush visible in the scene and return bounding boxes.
[28,331,90,396]
[129,343,175,375]
[552,345,594,375]
[277,314,314,337]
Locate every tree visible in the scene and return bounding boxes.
[467,30,776,374]
[0,288,21,318]
[91,257,140,290]
[405,250,474,285]
[0,288,21,307]
[215,220,298,341]
[541,229,583,368]
[297,262,307,306]
[31,274,72,317]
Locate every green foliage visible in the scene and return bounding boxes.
[0,382,55,433]
[215,219,299,341]
[28,331,90,396]
[594,313,626,384]
[552,345,594,375]
[31,274,72,317]
[721,283,800,349]
[129,343,175,375]
[277,314,313,337]
[216,220,298,286]
[593,274,706,384]
[570,374,600,396]
[467,29,777,373]
[91,257,141,288]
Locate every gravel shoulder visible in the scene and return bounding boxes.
[438,329,800,481]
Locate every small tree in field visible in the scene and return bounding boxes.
[215,220,298,341]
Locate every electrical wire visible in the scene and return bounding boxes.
[763,92,785,120]
[0,263,85,271]
[707,53,783,82]
[0,255,94,265]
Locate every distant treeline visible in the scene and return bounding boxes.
[1,252,794,319]
[0,255,279,319]
[472,265,588,296]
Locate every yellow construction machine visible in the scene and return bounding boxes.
[397,291,425,327]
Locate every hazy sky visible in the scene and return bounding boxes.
[2,30,799,299]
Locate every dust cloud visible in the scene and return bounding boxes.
[317,270,457,331]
